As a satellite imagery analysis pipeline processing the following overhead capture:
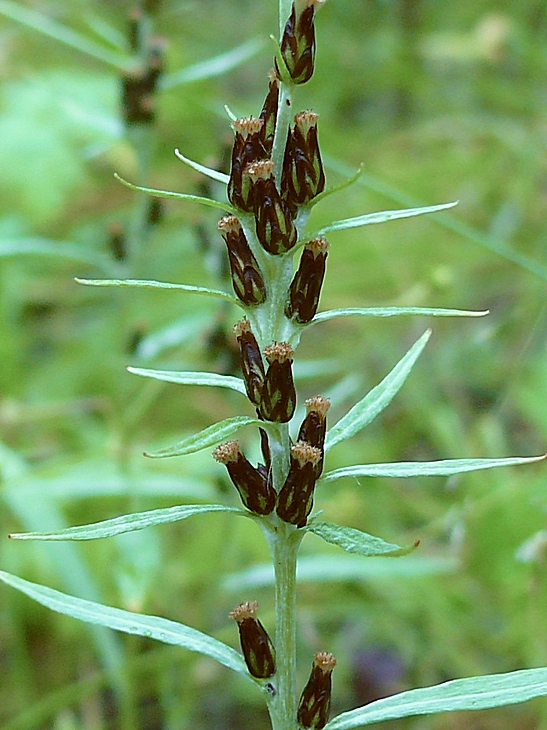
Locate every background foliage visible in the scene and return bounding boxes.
[1,0,547,728]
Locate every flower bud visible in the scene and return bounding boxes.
[282,111,325,208]
[246,160,297,255]
[230,601,276,679]
[228,117,267,211]
[234,318,265,406]
[259,342,297,422]
[259,70,280,154]
[276,441,321,527]
[285,237,329,324]
[278,0,323,85]
[297,652,336,729]
[218,216,267,306]
[297,395,330,477]
[213,441,275,515]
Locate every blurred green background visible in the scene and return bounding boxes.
[1,0,547,728]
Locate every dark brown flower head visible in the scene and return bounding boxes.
[259,70,280,153]
[285,236,329,324]
[233,318,266,406]
[228,117,267,211]
[276,440,321,527]
[278,0,324,85]
[218,216,266,306]
[297,394,330,477]
[246,161,298,255]
[259,342,296,422]
[230,601,276,679]
[213,440,275,515]
[282,111,325,208]
[297,651,336,729]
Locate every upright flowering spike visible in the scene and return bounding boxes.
[282,111,326,208]
[285,236,329,324]
[121,43,165,125]
[228,117,267,212]
[230,601,276,679]
[246,160,298,255]
[260,342,297,422]
[298,395,330,477]
[276,441,321,527]
[297,652,337,729]
[278,0,323,85]
[218,216,267,306]
[234,318,266,406]
[213,441,275,515]
[259,70,280,154]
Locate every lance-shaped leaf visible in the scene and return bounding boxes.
[174,149,230,185]
[145,416,265,458]
[75,278,238,304]
[127,368,247,395]
[10,504,248,541]
[324,668,547,729]
[306,521,418,558]
[321,455,544,483]
[114,174,235,214]
[311,307,488,325]
[161,37,264,88]
[0,571,249,679]
[325,329,431,453]
[313,201,457,237]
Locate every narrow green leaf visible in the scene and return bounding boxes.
[145,416,264,458]
[321,455,545,483]
[127,368,247,395]
[0,0,130,70]
[325,668,547,729]
[223,555,454,590]
[311,307,488,325]
[325,329,431,452]
[306,521,418,557]
[308,165,364,208]
[160,37,264,88]
[314,201,458,236]
[114,174,235,214]
[0,571,249,678]
[174,149,229,185]
[75,277,238,304]
[10,504,247,541]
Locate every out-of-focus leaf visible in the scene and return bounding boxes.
[0,571,250,679]
[127,367,247,395]
[0,238,113,271]
[321,455,544,482]
[325,668,547,729]
[10,504,248,541]
[306,521,418,557]
[325,330,431,452]
[145,416,264,458]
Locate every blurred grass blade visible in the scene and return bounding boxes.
[144,416,264,458]
[0,571,250,679]
[10,504,248,541]
[174,149,229,184]
[312,307,488,324]
[0,0,130,70]
[325,329,431,452]
[161,37,264,88]
[306,521,418,557]
[75,278,238,304]
[325,668,547,729]
[223,555,455,590]
[0,239,113,271]
[127,367,247,395]
[114,174,235,214]
[314,202,457,236]
[321,455,544,482]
